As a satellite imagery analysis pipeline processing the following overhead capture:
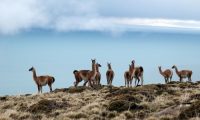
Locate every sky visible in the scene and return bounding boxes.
[0,0,200,95]
[1,0,200,34]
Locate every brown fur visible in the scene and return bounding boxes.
[124,71,130,87]
[73,59,97,87]
[159,66,173,83]
[106,63,114,86]
[29,67,55,93]
[134,66,144,86]
[95,63,101,85]
[124,62,135,87]
[172,65,192,82]
[73,70,90,87]
[125,60,141,87]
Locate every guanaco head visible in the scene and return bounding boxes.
[107,62,111,67]
[131,60,135,68]
[29,67,34,71]
[96,63,101,67]
[158,66,161,69]
[131,60,135,64]
[91,59,96,64]
[172,65,176,69]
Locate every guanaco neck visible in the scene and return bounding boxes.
[32,69,38,82]
[174,66,180,76]
[131,63,135,69]
[92,63,96,73]
[129,69,134,80]
[128,65,132,76]
[159,67,164,75]
[96,64,99,72]
[130,62,135,76]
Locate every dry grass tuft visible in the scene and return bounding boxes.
[66,111,88,119]
[0,81,200,120]
[123,111,134,119]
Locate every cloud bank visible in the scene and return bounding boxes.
[0,0,200,34]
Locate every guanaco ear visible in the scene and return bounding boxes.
[91,59,96,61]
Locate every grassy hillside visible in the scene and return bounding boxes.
[0,81,200,120]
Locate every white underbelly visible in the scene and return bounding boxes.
[40,80,47,86]
[80,74,88,81]
[82,76,88,81]
[181,75,188,78]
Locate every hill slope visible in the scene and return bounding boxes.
[0,81,200,120]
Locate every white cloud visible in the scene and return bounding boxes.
[54,17,200,32]
[0,0,48,34]
[0,0,200,35]
[114,18,200,29]
[0,0,97,34]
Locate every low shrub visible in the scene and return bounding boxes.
[0,96,7,101]
[28,99,68,114]
[107,111,117,118]
[67,112,87,119]
[68,87,86,93]
[178,100,200,119]
[108,100,143,112]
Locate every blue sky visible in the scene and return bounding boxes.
[1,31,200,95]
[0,0,200,95]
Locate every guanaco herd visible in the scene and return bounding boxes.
[29,59,193,93]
